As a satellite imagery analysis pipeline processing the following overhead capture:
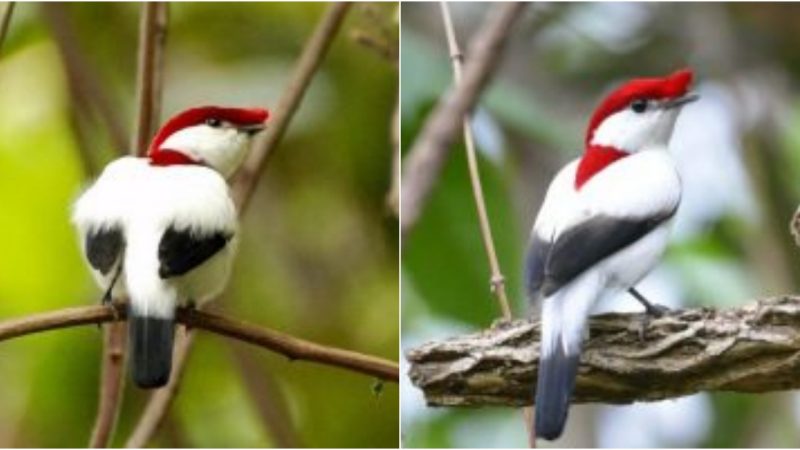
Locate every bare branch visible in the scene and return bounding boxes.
[129,4,352,444]
[0,2,15,56]
[0,304,398,381]
[89,322,127,448]
[132,2,169,156]
[408,296,800,407]
[385,93,400,216]
[42,3,129,154]
[400,2,525,237]
[231,2,352,210]
[439,2,513,322]
[124,332,194,448]
[438,2,530,443]
[89,4,170,447]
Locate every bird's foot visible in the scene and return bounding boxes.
[637,302,670,342]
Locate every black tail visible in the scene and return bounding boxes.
[129,310,174,389]
[534,343,580,441]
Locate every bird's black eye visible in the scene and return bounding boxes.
[631,99,648,113]
[205,118,222,128]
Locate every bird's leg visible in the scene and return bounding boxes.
[98,263,124,327]
[628,287,669,341]
[101,263,124,306]
[628,287,670,316]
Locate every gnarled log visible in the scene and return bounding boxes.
[407,296,800,407]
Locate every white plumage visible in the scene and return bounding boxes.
[71,106,268,388]
[528,70,696,440]
[533,149,681,361]
[72,157,237,318]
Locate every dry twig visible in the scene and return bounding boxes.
[408,296,800,406]
[132,2,169,156]
[437,2,531,443]
[231,2,352,210]
[0,304,399,381]
[90,4,169,447]
[0,1,15,55]
[42,3,129,155]
[129,4,353,445]
[400,2,525,237]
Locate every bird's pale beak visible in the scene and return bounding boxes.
[238,122,267,136]
[664,92,699,109]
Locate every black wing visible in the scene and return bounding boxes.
[526,208,676,299]
[86,227,124,275]
[158,226,233,279]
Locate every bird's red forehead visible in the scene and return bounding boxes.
[585,69,694,144]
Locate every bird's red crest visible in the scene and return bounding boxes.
[148,106,270,166]
[584,69,693,146]
[575,69,694,189]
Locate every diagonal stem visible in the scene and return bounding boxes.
[89,3,169,448]
[0,1,15,56]
[231,2,352,210]
[127,3,353,446]
[439,2,533,445]
[400,2,525,238]
[132,2,169,156]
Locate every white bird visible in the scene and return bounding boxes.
[526,69,697,440]
[72,106,269,388]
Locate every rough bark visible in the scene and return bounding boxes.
[407,296,800,407]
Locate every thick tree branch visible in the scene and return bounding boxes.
[400,2,524,238]
[0,304,399,382]
[231,2,352,210]
[408,296,800,407]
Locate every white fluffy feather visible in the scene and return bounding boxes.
[73,156,237,318]
[532,148,681,355]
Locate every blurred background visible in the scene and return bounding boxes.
[401,2,800,447]
[0,2,398,447]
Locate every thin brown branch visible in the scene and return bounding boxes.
[128,4,351,445]
[231,2,352,210]
[0,304,398,381]
[124,331,194,448]
[408,296,800,407]
[439,2,513,322]
[400,2,524,238]
[90,321,127,448]
[42,3,129,154]
[0,2,15,56]
[385,93,400,216]
[132,2,169,156]
[90,4,170,447]
[438,2,529,443]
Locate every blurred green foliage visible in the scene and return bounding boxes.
[0,2,397,447]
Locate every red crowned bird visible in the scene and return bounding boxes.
[526,69,697,439]
[73,106,269,388]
